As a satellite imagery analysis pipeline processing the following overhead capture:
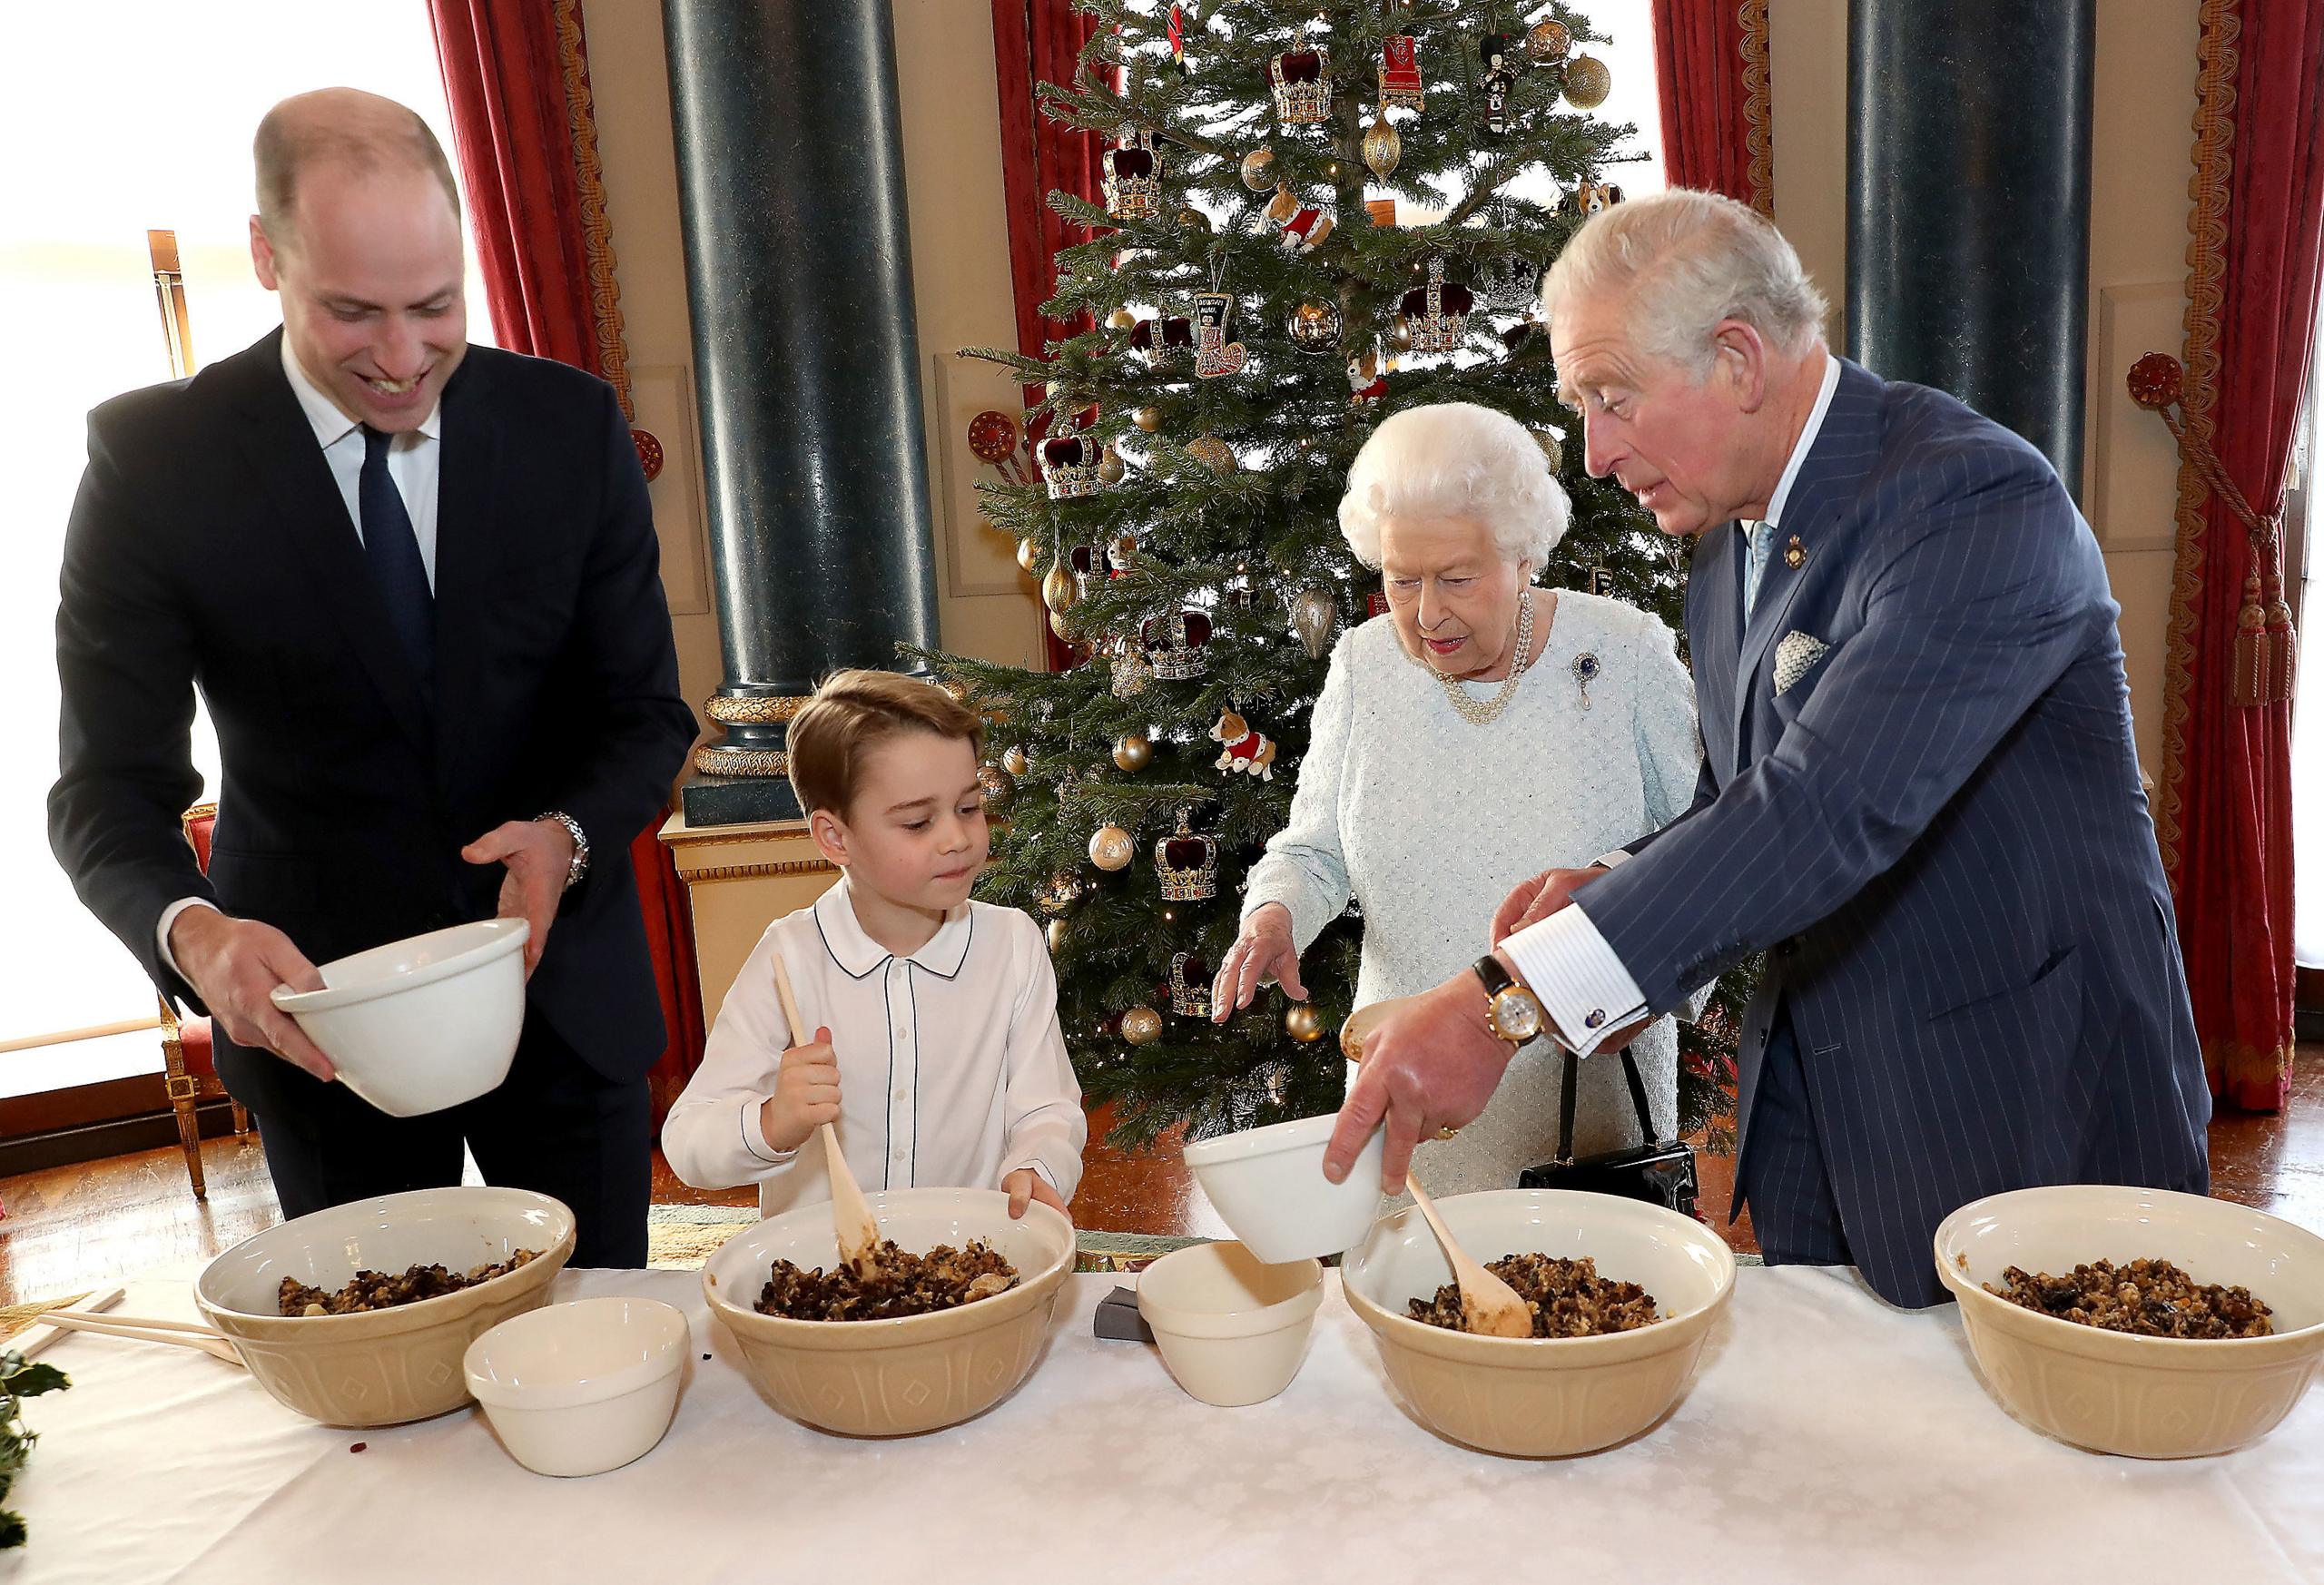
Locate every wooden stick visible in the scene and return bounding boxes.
[768,952,883,1274]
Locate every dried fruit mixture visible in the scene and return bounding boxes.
[1984,1257,2272,1339]
[755,1240,1018,1322]
[1409,1253,1662,1338]
[277,1250,541,1317]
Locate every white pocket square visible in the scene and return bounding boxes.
[1774,632,1829,695]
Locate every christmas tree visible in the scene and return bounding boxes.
[919,1,1745,1149]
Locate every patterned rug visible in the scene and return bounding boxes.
[645,1204,1209,1275]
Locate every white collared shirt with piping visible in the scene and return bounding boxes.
[153,335,449,977]
[661,876,1088,1218]
[1505,352,1842,1057]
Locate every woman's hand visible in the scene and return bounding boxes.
[1212,903,1307,1020]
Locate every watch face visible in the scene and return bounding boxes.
[1492,989,1544,1044]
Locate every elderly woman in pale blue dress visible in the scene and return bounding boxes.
[1214,402,1702,1194]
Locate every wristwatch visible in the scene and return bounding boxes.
[1472,953,1545,1048]
[536,811,590,891]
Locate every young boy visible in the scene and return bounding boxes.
[662,669,1085,1220]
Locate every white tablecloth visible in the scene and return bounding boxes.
[10,1265,2322,1583]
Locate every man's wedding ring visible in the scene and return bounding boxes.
[1433,1127,1459,1141]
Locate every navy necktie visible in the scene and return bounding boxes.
[359,425,434,700]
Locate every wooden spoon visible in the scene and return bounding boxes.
[31,1310,244,1364]
[1402,1173,1535,1338]
[1338,1028,1532,1339]
[768,951,883,1277]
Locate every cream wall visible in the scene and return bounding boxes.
[1768,0,2196,779]
[578,0,1046,725]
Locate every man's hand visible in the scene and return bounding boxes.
[1491,864,1608,945]
[460,818,576,979]
[1211,901,1306,1019]
[1003,1167,1070,1221]
[168,907,335,1080]
[1323,969,1513,1195]
[757,1025,840,1156]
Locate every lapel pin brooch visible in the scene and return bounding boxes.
[1784,534,1807,570]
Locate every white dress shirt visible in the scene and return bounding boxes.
[155,337,446,977]
[1508,353,1843,1056]
[661,878,1088,1218]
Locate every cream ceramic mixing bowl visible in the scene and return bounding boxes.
[465,1296,688,1476]
[1136,1241,1324,1406]
[195,1186,576,1426]
[1182,1112,1386,1264]
[1935,1184,2324,1457]
[702,1187,1074,1437]
[270,918,527,1117]
[1341,1187,1734,1456]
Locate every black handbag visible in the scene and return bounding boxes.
[1517,1044,1699,1220]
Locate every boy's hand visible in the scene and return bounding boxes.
[757,1025,839,1156]
[1003,1167,1069,1221]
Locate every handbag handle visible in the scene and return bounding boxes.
[1553,1042,1666,1166]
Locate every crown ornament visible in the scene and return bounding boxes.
[1154,807,1221,902]
[1399,258,1473,355]
[1270,34,1332,125]
[1141,608,1214,680]
[1101,128,1162,222]
[1169,951,1214,1018]
[1039,432,1103,499]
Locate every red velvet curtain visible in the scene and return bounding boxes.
[427,0,707,1118]
[2161,0,2323,1110]
[1649,0,1771,211]
[992,0,1108,673]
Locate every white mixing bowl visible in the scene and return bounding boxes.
[465,1296,689,1477]
[1136,1241,1323,1406]
[271,918,527,1117]
[1181,1112,1387,1264]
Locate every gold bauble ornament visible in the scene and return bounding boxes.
[1285,1002,1324,1042]
[1016,537,1041,574]
[1176,206,1213,235]
[1049,606,1076,641]
[1098,443,1127,485]
[1001,745,1030,776]
[976,763,1016,808]
[1108,308,1137,330]
[1088,823,1135,871]
[1112,731,1153,772]
[1040,562,1078,615]
[1562,54,1612,111]
[1120,1004,1163,1046]
[938,678,970,703]
[1526,19,1572,64]
[1531,428,1564,474]
[1240,146,1276,192]
[1134,405,1164,433]
[1187,435,1239,475]
[1047,917,1070,952]
[1362,115,1403,182]
[1045,378,1066,399]
[1389,320,1414,355]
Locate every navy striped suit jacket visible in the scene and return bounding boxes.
[1578,359,2211,1308]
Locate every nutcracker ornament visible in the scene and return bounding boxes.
[1210,706,1277,780]
[1481,34,1518,136]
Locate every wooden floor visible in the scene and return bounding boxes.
[1,1043,2316,1307]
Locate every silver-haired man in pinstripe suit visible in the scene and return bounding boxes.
[1325,190,2209,1309]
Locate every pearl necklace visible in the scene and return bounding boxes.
[1432,591,1537,726]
